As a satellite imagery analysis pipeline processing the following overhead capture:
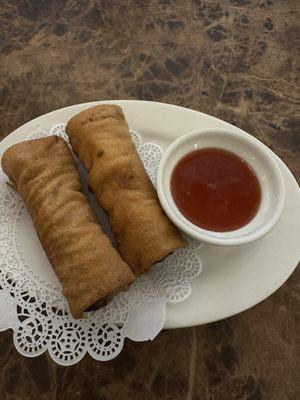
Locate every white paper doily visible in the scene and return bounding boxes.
[0,124,202,365]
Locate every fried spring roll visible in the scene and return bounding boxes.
[66,105,187,274]
[1,136,135,318]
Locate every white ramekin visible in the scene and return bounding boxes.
[157,129,286,246]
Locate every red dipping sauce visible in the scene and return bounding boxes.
[171,148,261,232]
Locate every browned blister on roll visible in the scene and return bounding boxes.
[1,136,135,318]
[66,105,187,274]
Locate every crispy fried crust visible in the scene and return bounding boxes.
[66,105,187,274]
[1,136,135,318]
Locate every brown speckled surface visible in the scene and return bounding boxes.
[0,1,299,399]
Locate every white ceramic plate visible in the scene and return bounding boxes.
[0,100,299,329]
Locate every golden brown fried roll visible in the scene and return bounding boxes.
[66,105,187,274]
[1,136,135,318]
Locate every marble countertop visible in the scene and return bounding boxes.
[0,1,299,399]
